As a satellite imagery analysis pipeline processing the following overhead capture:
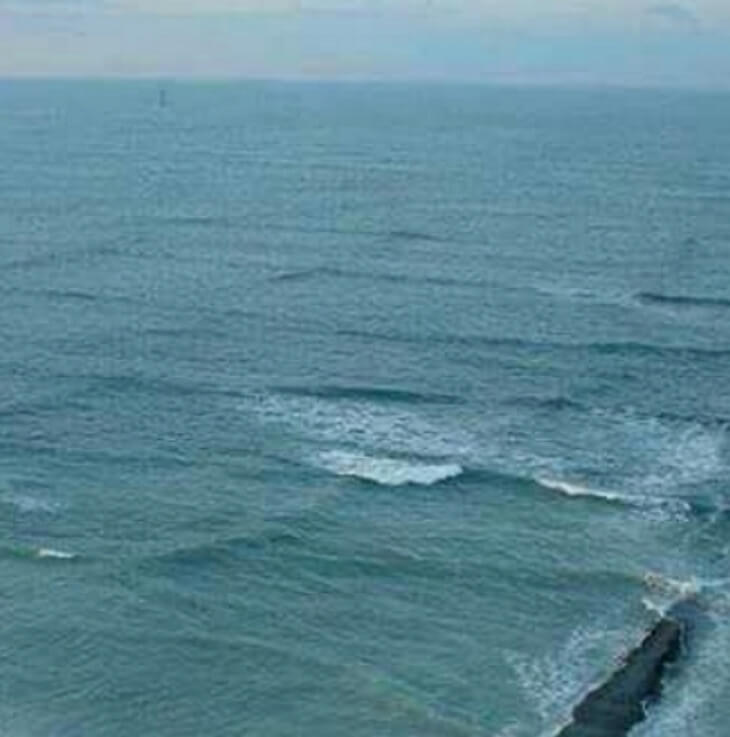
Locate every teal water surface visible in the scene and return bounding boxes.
[1,81,729,737]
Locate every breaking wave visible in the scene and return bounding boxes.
[534,477,626,503]
[316,450,463,487]
[36,548,77,560]
[533,476,690,515]
[0,545,78,561]
[0,493,58,513]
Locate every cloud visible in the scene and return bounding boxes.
[2,0,729,83]
[646,2,701,28]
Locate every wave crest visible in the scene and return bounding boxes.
[36,548,77,560]
[317,451,463,487]
[534,476,625,503]
[533,476,690,515]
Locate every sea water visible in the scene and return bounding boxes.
[1,80,729,737]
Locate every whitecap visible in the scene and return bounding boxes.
[316,450,463,487]
[534,476,690,517]
[641,572,702,617]
[534,476,625,503]
[646,423,725,490]
[247,391,474,460]
[36,548,76,560]
[1,493,57,513]
[643,571,701,600]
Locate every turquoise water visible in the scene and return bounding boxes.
[1,81,729,737]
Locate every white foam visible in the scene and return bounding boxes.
[641,572,730,615]
[534,476,625,503]
[631,586,730,737]
[317,450,463,487]
[534,476,691,519]
[247,392,474,460]
[1,494,57,513]
[652,424,724,488]
[36,548,76,560]
[641,572,702,617]
[643,571,701,600]
[507,621,631,732]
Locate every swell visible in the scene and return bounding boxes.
[139,524,466,589]
[503,395,588,413]
[269,265,485,290]
[269,383,461,406]
[32,289,99,302]
[0,544,78,562]
[387,228,446,243]
[62,371,230,402]
[141,527,309,573]
[637,292,730,310]
[336,329,730,359]
[150,215,234,228]
[255,221,448,244]
[501,397,730,434]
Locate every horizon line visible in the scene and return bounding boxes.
[1,74,729,94]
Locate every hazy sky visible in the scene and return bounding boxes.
[1,0,729,86]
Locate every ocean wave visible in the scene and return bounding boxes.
[271,265,408,285]
[644,421,726,491]
[0,493,57,513]
[167,215,231,227]
[270,265,484,290]
[335,329,730,359]
[636,292,730,310]
[143,528,306,571]
[655,410,730,431]
[643,572,730,605]
[642,572,703,617]
[40,289,99,302]
[534,476,626,504]
[316,450,463,487]
[0,545,78,561]
[387,229,445,243]
[73,371,221,401]
[36,548,77,560]
[588,341,730,359]
[533,476,690,514]
[335,328,532,350]
[269,384,461,406]
[505,395,588,413]
[249,391,474,460]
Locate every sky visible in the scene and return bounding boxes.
[1,0,729,87]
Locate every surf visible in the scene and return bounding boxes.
[552,574,707,737]
[532,476,690,515]
[316,450,463,487]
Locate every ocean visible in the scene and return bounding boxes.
[0,80,728,737]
